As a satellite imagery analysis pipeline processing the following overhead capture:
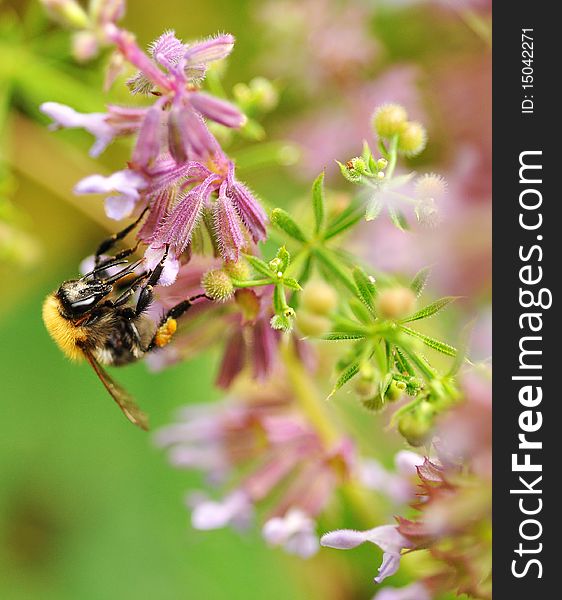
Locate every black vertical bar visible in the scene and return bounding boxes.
[494,3,556,596]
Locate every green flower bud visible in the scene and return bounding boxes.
[300,280,338,316]
[376,287,417,320]
[270,313,293,332]
[398,121,427,156]
[362,394,385,412]
[385,381,403,403]
[372,104,408,138]
[223,259,251,282]
[41,0,90,29]
[295,310,331,337]
[398,402,434,446]
[202,269,234,302]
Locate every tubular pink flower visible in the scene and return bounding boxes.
[131,104,163,168]
[106,25,173,92]
[151,174,215,255]
[321,524,411,583]
[214,182,246,261]
[262,509,319,558]
[227,166,268,243]
[40,102,116,157]
[191,491,253,530]
[190,92,246,128]
[167,105,218,162]
[184,33,235,66]
[143,245,180,286]
[74,169,147,219]
[215,329,246,388]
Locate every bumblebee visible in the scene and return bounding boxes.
[42,217,206,430]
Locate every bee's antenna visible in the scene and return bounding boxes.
[102,258,145,284]
[79,259,130,281]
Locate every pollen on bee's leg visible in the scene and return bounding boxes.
[154,317,177,348]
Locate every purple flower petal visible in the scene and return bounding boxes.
[374,582,432,600]
[138,190,173,243]
[374,552,402,583]
[321,524,409,582]
[321,528,372,550]
[40,102,115,157]
[191,491,253,530]
[216,330,246,389]
[184,34,235,66]
[74,169,146,198]
[104,195,136,220]
[227,171,267,243]
[214,182,245,261]
[168,105,218,162]
[131,105,162,168]
[144,245,180,286]
[149,30,186,68]
[365,525,410,554]
[394,450,425,476]
[152,175,215,254]
[262,509,319,558]
[190,92,246,128]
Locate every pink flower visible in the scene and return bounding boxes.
[358,450,425,504]
[262,509,319,558]
[321,524,411,583]
[373,582,431,600]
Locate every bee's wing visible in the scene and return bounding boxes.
[81,347,149,431]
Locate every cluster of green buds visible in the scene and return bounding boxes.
[296,280,338,337]
[323,265,461,445]
[372,103,427,157]
[202,247,302,333]
[40,0,124,62]
[337,104,445,230]
[337,145,388,184]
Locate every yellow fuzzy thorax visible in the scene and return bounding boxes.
[42,294,86,361]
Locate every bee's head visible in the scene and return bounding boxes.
[56,279,113,318]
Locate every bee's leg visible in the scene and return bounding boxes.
[134,245,169,316]
[95,207,149,266]
[145,293,210,352]
[110,272,150,307]
[94,242,142,273]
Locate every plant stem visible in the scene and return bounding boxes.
[280,338,384,525]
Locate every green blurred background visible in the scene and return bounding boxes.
[0,1,490,598]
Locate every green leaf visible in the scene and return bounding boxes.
[270,208,308,242]
[365,198,383,222]
[244,254,273,278]
[337,160,362,183]
[410,267,431,297]
[276,245,291,272]
[324,201,365,240]
[328,362,360,398]
[312,172,326,234]
[313,247,357,293]
[352,267,377,312]
[400,326,457,357]
[447,321,474,377]
[394,346,416,377]
[323,332,367,341]
[332,316,371,335]
[348,297,373,324]
[388,206,409,231]
[298,254,313,286]
[283,277,302,291]
[400,297,458,323]
[379,373,393,400]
